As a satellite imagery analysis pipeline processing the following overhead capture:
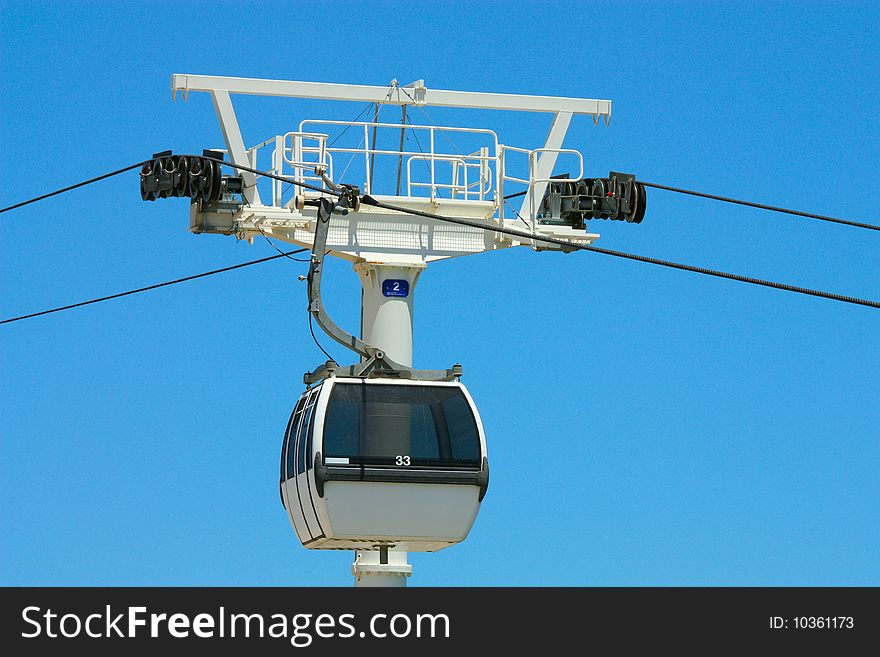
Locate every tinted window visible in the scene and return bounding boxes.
[297,406,313,475]
[323,383,481,468]
[285,388,323,479]
[324,393,359,457]
[281,396,306,482]
[286,411,303,480]
[281,410,294,482]
[442,391,481,462]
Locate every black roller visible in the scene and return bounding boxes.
[187,157,205,198]
[538,171,646,226]
[203,160,214,201]
[140,151,226,203]
[158,157,174,199]
[209,159,223,202]
[174,156,190,197]
[186,157,202,198]
[138,150,236,204]
[627,182,646,224]
[157,157,175,199]
[200,159,214,201]
[590,179,608,219]
[140,161,157,201]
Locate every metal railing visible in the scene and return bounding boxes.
[406,150,492,199]
[299,120,498,202]
[240,119,582,221]
[499,146,584,230]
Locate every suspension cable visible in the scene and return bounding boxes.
[359,195,880,309]
[0,161,149,214]
[2,161,877,326]
[0,249,307,325]
[639,180,878,232]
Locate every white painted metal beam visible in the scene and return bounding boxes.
[210,90,261,205]
[519,112,573,220]
[173,74,611,117]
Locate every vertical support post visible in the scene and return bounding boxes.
[396,104,408,196]
[350,262,424,587]
[430,128,436,201]
[497,145,506,225]
[352,550,412,588]
[355,263,422,366]
[273,134,284,206]
[369,102,379,194]
[293,134,303,189]
[479,146,489,202]
[363,124,371,194]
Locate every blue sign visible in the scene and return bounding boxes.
[382,279,409,298]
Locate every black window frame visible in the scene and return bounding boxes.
[305,402,317,471]
[286,404,305,480]
[296,404,314,475]
[289,386,321,478]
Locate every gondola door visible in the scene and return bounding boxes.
[294,386,325,542]
[282,395,309,543]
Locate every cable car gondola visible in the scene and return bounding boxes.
[280,377,488,552]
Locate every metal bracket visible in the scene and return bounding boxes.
[305,190,463,385]
[304,357,462,386]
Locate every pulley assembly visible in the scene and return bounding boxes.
[140,150,242,202]
[538,171,646,228]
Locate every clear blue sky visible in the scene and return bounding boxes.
[1,1,877,586]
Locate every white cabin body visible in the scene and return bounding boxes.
[280,377,489,552]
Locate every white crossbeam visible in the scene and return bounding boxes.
[172,74,611,117]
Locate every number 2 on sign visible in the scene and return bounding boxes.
[396,455,411,466]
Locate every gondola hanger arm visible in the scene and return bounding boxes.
[306,194,378,362]
[303,187,463,385]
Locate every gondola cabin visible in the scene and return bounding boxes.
[280,377,489,552]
